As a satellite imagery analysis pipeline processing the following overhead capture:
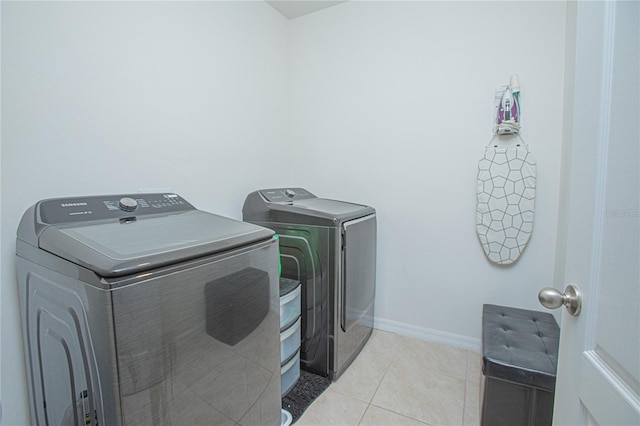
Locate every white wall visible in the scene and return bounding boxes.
[0,2,288,423]
[288,1,569,345]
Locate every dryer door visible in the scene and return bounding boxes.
[341,214,376,333]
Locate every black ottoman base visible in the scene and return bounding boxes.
[482,377,554,426]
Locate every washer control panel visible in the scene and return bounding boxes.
[38,193,194,225]
[259,188,315,203]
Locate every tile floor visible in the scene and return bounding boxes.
[296,329,483,426]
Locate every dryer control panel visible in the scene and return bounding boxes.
[259,188,315,203]
[38,193,194,225]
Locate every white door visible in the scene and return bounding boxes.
[552,1,639,425]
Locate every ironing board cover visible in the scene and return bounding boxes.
[476,143,536,264]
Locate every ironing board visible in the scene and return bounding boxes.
[476,139,536,265]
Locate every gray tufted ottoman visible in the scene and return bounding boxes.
[481,304,560,426]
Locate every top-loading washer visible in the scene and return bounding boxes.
[16,193,281,426]
[243,188,376,380]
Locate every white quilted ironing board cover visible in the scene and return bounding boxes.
[476,143,536,265]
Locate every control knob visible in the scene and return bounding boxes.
[285,189,296,198]
[119,197,138,212]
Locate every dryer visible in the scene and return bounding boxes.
[17,193,281,425]
[243,188,376,380]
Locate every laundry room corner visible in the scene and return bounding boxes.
[287,1,570,347]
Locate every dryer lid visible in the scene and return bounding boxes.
[243,188,376,226]
[289,198,369,217]
[261,198,374,226]
[19,194,273,277]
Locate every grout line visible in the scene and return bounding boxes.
[355,403,369,425]
[367,401,436,426]
[392,409,433,426]
[368,355,393,404]
[461,351,470,424]
[462,379,469,424]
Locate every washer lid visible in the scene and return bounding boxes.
[37,210,272,277]
[18,194,274,277]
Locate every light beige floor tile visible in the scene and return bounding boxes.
[330,329,405,403]
[330,345,390,403]
[363,329,407,366]
[296,389,369,426]
[392,336,469,380]
[359,405,429,426]
[371,361,465,426]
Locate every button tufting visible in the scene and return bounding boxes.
[482,304,559,391]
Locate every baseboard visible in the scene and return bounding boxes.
[373,317,481,353]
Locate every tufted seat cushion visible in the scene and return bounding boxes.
[482,304,560,391]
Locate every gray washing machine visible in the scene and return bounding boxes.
[17,193,281,426]
[243,188,376,380]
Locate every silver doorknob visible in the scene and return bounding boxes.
[538,285,582,316]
